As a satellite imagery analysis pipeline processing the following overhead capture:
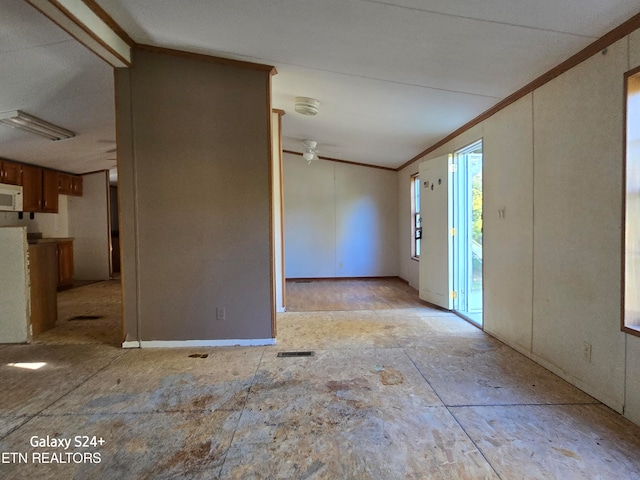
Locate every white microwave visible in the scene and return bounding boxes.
[0,183,23,211]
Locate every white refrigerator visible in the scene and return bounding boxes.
[0,226,30,343]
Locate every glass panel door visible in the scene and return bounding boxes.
[453,141,483,326]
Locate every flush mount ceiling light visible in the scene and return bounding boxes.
[294,97,320,116]
[0,110,75,141]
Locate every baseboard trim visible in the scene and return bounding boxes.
[529,351,623,413]
[122,338,276,349]
[287,275,400,282]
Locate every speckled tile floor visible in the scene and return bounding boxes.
[1,280,640,479]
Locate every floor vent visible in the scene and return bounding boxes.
[277,351,315,357]
[293,280,312,283]
[69,315,102,321]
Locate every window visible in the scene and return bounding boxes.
[624,67,640,336]
[411,173,421,258]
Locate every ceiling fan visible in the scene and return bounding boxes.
[301,139,319,164]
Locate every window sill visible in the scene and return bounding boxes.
[623,325,640,338]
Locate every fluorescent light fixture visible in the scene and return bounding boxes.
[0,110,75,141]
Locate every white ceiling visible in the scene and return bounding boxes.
[1,0,639,172]
[0,0,116,173]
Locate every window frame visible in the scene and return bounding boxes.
[411,173,421,260]
[623,66,640,337]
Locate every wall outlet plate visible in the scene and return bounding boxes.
[583,342,592,363]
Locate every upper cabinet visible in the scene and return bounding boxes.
[21,164,43,212]
[58,172,83,196]
[1,159,83,212]
[42,170,59,213]
[71,175,83,196]
[1,161,22,185]
[58,172,72,194]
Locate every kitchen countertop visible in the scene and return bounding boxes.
[27,237,74,245]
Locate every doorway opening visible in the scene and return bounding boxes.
[452,140,483,326]
[32,173,123,348]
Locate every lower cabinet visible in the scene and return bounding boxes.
[29,243,58,335]
[57,240,74,290]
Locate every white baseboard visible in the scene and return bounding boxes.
[530,351,623,413]
[122,338,276,349]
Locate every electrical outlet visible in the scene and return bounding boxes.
[583,342,592,363]
[216,307,225,321]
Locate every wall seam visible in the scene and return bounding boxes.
[266,75,276,337]
[129,65,142,346]
[530,92,536,356]
[105,171,113,278]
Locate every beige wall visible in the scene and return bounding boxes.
[115,48,274,344]
[531,38,627,410]
[69,171,111,280]
[483,95,533,354]
[398,32,640,425]
[284,153,398,278]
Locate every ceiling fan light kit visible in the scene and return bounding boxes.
[302,139,317,149]
[302,139,319,164]
[294,97,320,116]
[0,110,75,141]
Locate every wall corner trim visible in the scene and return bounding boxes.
[283,149,396,172]
[122,340,141,349]
[81,0,136,47]
[135,44,277,74]
[26,0,132,67]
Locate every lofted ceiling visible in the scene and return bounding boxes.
[1,0,640,173]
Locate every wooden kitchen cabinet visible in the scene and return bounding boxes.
[21,164,43,212]
[70,175,83,196]
[57,172,72,194]
[58,172,83,196]
[57,240,74,290]
[29,242,58,334]
[42,169,59,213]
[0,161,22,185]
[4,161,82,212]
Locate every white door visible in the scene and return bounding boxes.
[419,155,453,309]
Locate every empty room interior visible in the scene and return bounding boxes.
[2,0,640,478]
